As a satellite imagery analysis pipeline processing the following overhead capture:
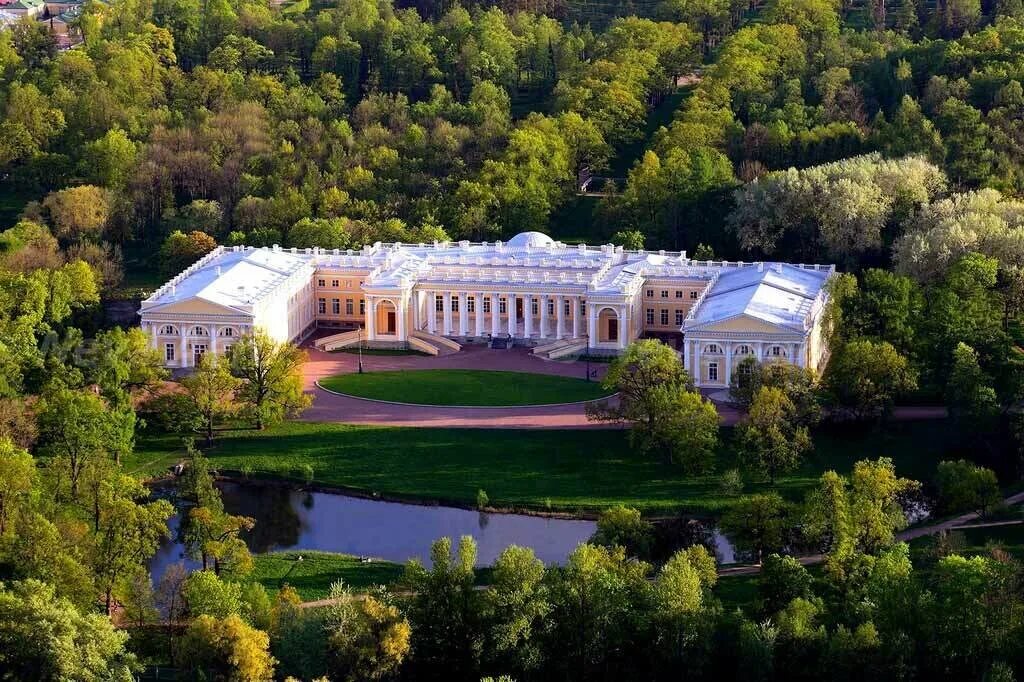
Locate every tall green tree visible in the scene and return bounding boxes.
[228,330,311,430]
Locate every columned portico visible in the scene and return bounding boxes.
[442,292,452,336]
[427,291,437,333]
[539,295,549,338]
[507,293,517,336]
[458,292,468,336]
[491,293,501,336]
[524,294,534,338]
[555,295,565,340]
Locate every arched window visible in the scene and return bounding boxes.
[769,345,785,357]
[220,327,234,337]
[193,326,207,336]
[704,344,721,354]
[737,344,751,355]
[160,325,177,335]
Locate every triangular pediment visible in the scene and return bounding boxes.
[689,313,795,335]
[143,297,248,317]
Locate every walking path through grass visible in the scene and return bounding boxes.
[318,369,614,407]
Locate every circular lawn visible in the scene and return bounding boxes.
[318,369,614,407]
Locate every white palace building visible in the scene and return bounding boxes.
[138,231,836,388]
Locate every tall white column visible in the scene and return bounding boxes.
[458,292,468,336]
[491,293,500,336]
[148,323,158,350]
[366,297,376,341]
[397,298,407,340]
[413,291,422,331]
[539,295,549,338]
[618,306,628,349]
[180,327,189,368]
[756,341,764,362]
[210,328,218,357]
[572,297,581,339]
[507,293,517,336]
[724,342,733,384]
[588,304,598,343]
[442,291,452,336]
[475,293,484,337]
[555,295,565,340]
[524,294,534,338]
[427,291,437,334]
[682,338,690,375]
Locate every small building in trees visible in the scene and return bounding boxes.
[140,232,835,386]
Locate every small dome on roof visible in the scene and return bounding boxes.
[507,231,556,248]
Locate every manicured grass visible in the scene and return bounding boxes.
[128,419,970,516]
[318,369,614,406]
[248,551,404,601]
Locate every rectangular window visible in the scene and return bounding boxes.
[646,289,654,298]
[332,298,340,315]
[451,295,458,311]
[564,300,571,315]
[346,299,354,315]
[332,279,339,287]
[661,290,669,298]
[468,297,475,313]
[646,308,655,324]
[318,279,326,287]
[435,295,444,312]
[359,299,365,315]
[483,298,491,313]
[580,301,586,315]
[708,363,719,382]
[675,291,683,298]
[690,291,699,299]
[499,298,507,314]
[318,298,326,315]
[547,300,554,315]
[660,309,669,325]
[675,309,684,325]
[532,301,538,315]
[165,344,175,362]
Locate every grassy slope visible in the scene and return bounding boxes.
[128,419,967,516]
[249,551,404,601]
[318,369,613,406]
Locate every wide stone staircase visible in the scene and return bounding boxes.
[314,329,363,351]
[409,330,462,356]
[531,338,588,360]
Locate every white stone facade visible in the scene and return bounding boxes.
[139,231,836,387]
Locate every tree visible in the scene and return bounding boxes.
[36,385,132,496]
[946,342,1000,425]
[0,579,138,681]
[228,330,311,430]
[183,570,243,619]
[588,340,716,470]
[483,545,550,677]
[84,326,167,407]
[803,459,918,578]
[736,386,812,483]
[181,614,276,681]
[720,492,791,563]
[590,505,654,558]
[159,230,217,277]
[653,545,717,618]
[404,536,483,680]
[824,340,917,420]
[324,585,411,682]
[179,353,240,445]
[730,359,821,427]
[42,186,110,242]
[0,439,34,536]
[934,460,1001,517]
[545,543,653,679]
[759,553,814,615]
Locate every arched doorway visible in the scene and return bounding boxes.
[597,307,619,343]
[376,300,397,336]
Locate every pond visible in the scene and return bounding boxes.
[150,481,598,581]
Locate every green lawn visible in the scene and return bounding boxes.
[909,522,1024,563]
[128,419,969,516]
[248,551,404,601]
[318,369,614,406]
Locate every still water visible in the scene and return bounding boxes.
[150,481,597,581]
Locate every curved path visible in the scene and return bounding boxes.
[301,343,618,429]
[300,339,945,429]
